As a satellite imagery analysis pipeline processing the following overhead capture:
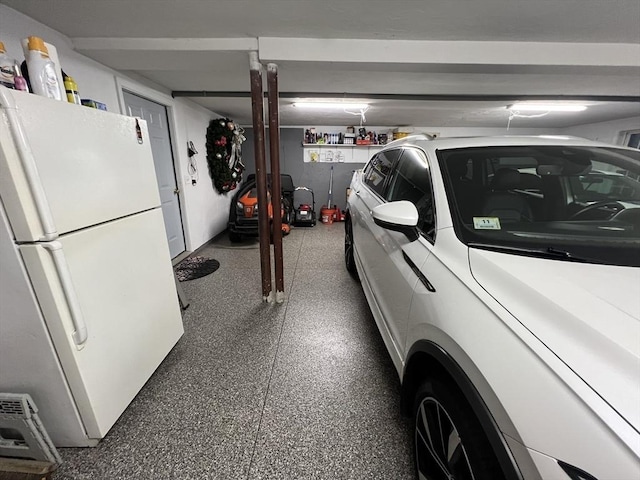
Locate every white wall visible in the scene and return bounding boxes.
[173,101,233,249]
[0,5,230,252]
[561,116,640,145]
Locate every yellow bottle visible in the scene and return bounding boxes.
[64,75,81,104]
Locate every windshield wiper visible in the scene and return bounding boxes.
[468,243,604,264]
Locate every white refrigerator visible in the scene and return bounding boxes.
[0,86,184,447]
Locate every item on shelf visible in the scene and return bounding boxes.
[344,133,355,145]
[81,98,107,110]
[13,65,29,92]
[393,126,414,140]
[63,75,81,105]
[24,36,62,101]
[378,133,388,145]
[0,42,18,89]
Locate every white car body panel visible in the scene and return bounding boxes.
[468,249,640,435]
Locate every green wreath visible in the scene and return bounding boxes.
[206,117,246,193]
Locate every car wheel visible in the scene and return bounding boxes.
[344,219,358,278]
[413,377,504,480]
[229,231,242,243]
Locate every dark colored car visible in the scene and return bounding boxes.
[227,173,295,242]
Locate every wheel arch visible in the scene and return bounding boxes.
[402,339,524,480]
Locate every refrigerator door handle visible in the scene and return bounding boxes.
[0,88,58,241]
[41,241,88,346]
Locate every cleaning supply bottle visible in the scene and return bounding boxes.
[13,65,29,92]
[0,42,17,89]
[64,75,81,104]
[25,36,62,100]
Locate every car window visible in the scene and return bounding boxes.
[386,148,435,238]
[364,149,402,197]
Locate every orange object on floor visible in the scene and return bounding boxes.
[320,206,335,224]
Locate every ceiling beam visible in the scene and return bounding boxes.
[171,91,640,102]
[259,38,640,68]
[72,37,258,51]
[72,37,640,69]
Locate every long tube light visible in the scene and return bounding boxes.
[292,102,369,110]
[508,103,587,112]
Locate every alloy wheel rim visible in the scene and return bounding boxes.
[415,397,475,480]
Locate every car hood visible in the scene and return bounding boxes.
[468,249,640,432]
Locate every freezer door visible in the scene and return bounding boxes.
[0,87,161,242]
[19,208,184,439]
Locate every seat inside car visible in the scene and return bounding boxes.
[481,168,534,222]
[447,156,483,223]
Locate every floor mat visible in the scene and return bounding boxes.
[175,256,220,281]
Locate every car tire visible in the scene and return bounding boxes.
[344,219,358,278]
[229,231,242,243]
[413,377,505,480]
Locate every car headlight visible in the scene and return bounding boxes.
[236,202,243,211]
[558,461,598,480]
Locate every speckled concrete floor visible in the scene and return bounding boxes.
[52,224,414,480]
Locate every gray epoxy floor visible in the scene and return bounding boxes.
[53,224,414,479]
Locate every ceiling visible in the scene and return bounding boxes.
[3,0,640,129]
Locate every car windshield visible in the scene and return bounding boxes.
[438,145,640,266]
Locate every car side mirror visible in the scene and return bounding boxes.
[372,201,420,241]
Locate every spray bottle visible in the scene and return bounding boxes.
[0,41,17,89]
[25,36,62,100]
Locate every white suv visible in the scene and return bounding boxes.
[345,135,640,480]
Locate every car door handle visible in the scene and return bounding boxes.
[403,252,436,292]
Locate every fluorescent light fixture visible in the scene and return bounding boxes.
[292,102,369,110]
[508,103,587,112]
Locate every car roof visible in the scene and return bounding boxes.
[385,135,634,152]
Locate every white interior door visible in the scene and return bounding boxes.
[122,92,185,258]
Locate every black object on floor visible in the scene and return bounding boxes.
[175,256,220,282]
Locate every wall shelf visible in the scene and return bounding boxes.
[302,143,386,148]
[302,143,384,163]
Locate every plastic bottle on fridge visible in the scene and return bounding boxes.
[25,36,62,100]
[0,42,17,89]
[64,75,81,104]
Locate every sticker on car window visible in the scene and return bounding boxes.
[473,217,501,230]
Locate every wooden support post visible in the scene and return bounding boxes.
[249,52,272,302]
[267,63,284,303]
